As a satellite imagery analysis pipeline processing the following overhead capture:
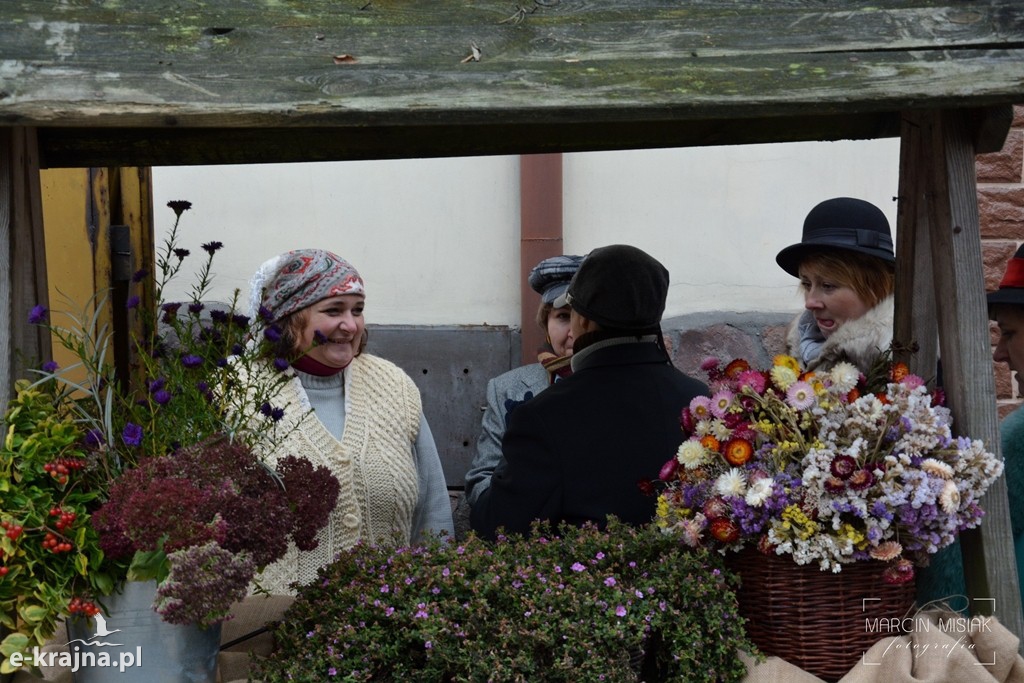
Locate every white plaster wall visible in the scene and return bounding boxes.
[153,138,900,326]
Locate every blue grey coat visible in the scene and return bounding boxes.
[464,363,550,506]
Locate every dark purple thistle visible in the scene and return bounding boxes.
[173,248,190,260]
[166,200,192,216]
[260,402,273,417]
[271,407,285,422]
[181,354,203,369]
[126,295,141,310]
[42,360,59,373]
[264,326,282,343]
[28,305,48,325]
[153,389,172,406]
[122,423,143,447]
[210,310,229,324]
[85,429,105,448]
[131,268,149,283]
[273,357,290,372]
[313,330,328,346]
[188,302,205,314]
[201,241,224,255]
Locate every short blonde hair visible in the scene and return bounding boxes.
[798,250,895,309]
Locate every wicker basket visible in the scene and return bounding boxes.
[728,548,916,682]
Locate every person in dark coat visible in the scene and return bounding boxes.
[470,244,709,540]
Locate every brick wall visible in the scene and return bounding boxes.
[978,105,1024,418]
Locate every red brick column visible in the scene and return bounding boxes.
[978,105,1024,417]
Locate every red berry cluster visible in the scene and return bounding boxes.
[1,520,23,540]
[43,457,85,485]
[50,507,77,531]
[41,531,72,553]
[67,596,100,617]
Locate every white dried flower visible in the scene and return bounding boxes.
[715,468,747,497]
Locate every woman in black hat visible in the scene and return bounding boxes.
[776,197,896,373]
[463,254,584,510]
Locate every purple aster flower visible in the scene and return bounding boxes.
[153,389,172,405]
[216,357,229,368]
[42,360,59,373]
[264,326,282,343]
[181,354,203,368]
[188,302,204,314]
[271,407,285,422]
[131,268,148,283]
[231,314,250,328]
[230,343,244,356]
[166,200,192,217]
[615,605,627,617]
[28,305,48,325]
[85,429,105,448]
[273,357,290,372]
[313,330,328,345]
[149,377,166,392]
[126,295,140,310]
[201,241,224,255]
[210,309,229,324]
[173,248,190,260]
[122,423,143,447]
[258,305,274,322]
[260,402,273,417]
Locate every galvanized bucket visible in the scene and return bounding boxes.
[67,580,221,683]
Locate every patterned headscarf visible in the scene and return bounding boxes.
[255,249,365,323]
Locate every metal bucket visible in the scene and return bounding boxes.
[67,580,221,683]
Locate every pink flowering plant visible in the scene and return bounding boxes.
[652,353,1004,581]
[1,201,337,673]
[252,519,755,683]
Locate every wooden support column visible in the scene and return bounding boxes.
[917,108,1023,644]
[894,112,938,381]
[519,154,563,366]
[0,127,50,417]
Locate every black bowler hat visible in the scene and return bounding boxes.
[553,244,668,331]
[775,197,895,278]
[987,244,1024,313]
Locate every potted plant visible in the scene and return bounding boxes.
[252,519,756,682]
[0,201,339,679]
[649,352,1004,679]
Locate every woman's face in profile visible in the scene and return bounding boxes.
[300,294,366,368]
[547,306,574,356]
[798,264,870,338]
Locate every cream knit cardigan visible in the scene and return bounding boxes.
[254,354,422,594]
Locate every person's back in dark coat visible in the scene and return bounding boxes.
[469,244,710,540]
[470,335,708,538]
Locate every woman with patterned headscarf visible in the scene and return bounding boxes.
[246,249,454,594]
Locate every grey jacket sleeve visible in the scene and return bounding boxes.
[411,413,456,542]
[463,376,505,506]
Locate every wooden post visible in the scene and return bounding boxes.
[519,154,563,366]
[0,127,51,417]
[894,112,939,381]
[919,108,1024,645]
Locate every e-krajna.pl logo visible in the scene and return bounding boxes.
[7,613,142,673]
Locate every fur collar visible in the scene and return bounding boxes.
[785,295,894,372]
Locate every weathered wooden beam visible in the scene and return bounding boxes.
[921,108,1024,645]
[36,113,903,168]
[2,1,1023,166]
[894,111,940,382]
[0,127,51,414]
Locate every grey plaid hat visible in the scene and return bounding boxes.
[528,254,585,305]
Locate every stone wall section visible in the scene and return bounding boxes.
[979,105,1024,418]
